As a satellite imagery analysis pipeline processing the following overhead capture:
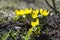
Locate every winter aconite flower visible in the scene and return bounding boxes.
[32,9,39,18]
[33,9,39,14]
[40,9,49,16]
[31,18,39,27]
[15,9,25,16]
[15,10,20,16]
[32,13,38,18]
[42,10,49,16]
[25,8,32,14]
[19,9,26,15]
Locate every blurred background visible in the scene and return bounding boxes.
[0,0,60,40]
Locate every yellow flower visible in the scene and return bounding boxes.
[32,13,38,18]
[40,9,49,16]
[25,8,32,14]
[42,10,49,16]
[40,9,43,13]
[19,9,26,15]
[32,9,39,18]
[15,10,20,16]
[31,18,39,27]
[33,9,39,14]
[15,9,26,16]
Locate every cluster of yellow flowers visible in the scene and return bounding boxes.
[15,8,49,38]
[15,8,32,16]
[15,8,49,17]
[15,8,49,27]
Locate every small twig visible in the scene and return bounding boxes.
[52,0,57,14]
[45,0,60,13]
[23,17,30,24]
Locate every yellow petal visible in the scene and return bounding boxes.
[40,9,43,13]
[15,10,20,16]
[19,9,25,15]
[25,8,32,14]
[33,9,39,14]
[31,18,39,27]
[42,10,49,16]
[32,13,38,18]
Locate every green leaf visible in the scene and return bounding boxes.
[25,34,29,40]
[2,29,12,40]
[2,32,9,40]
